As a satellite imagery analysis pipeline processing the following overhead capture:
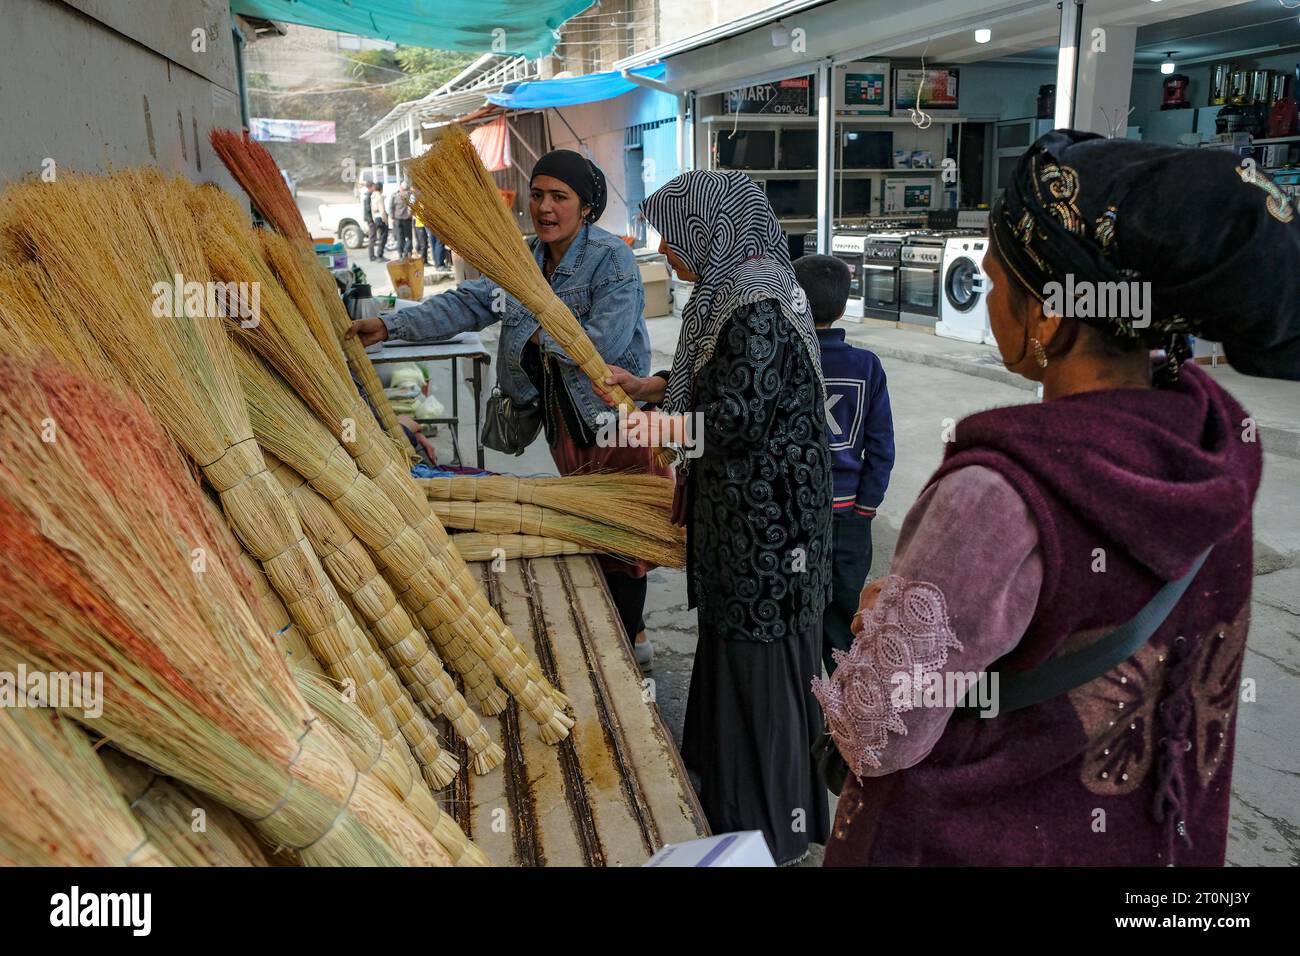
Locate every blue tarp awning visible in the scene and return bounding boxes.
[230,0,596,58]
[487,63,667,110]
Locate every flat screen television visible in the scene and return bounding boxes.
[715,130,776,170]
[836,178,872,217]
[779,129,818,169]
[841,129,893,169]
[766,179,816,218]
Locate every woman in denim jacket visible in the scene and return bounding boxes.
[348,149,667,667]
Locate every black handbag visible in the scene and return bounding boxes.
[480,385,542,456]
[814,548,1211,796]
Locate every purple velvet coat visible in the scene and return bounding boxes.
[825,365,1262,866]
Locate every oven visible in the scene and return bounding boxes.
[899,237,944,329]
[861,236,904,323]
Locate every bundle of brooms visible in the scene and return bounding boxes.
[210,128,408,450]
[0,171,461,798]
[450,533,592,562]
[0,357,456,866]
[0,708,169,867]
[421,473,681,550]
[407,123,675,466]
[266,451,505,775]
[189,185,572,740]
[430,500,685,570]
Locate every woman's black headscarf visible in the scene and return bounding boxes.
[530,149,607,223]
[992,129,1300,380]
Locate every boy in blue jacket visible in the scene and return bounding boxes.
[793,255,896,676]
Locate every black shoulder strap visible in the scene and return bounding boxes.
[957,547,1212,717]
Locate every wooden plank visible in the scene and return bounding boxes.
[529,558,647,865]
[444,556,708,866]
[558,557,710,849]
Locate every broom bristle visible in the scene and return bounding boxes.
[210,128,311,242]
[0,710,169,867]
[100,748,271,867]
[0,356,449,866]
[430,499,685,569]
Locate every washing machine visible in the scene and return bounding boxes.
[936,233,991,344]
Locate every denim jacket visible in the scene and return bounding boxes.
[382,223,649,430]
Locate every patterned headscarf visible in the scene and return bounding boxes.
[993,129,1300,380]
[641,169,826,416]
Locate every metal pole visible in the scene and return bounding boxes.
[1055,0,1085,130]
[816,60,833,255]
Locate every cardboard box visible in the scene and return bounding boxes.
[639,260,671,318]
[642,831,775,867]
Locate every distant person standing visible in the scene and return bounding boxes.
[368,183,388,262]
[392,181,415,258]
[793,254,895,677]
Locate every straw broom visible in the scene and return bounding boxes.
[267,451,506,775]
[0,709,170,867]
[234,343,520,724]
[2,172,454,796]
[422,472,681,546]
[429,499,686,569]
[210,128,311,242]
[237,549,326,678]
[190,190,572,734]
[208,128,409,450]
[291,667,488,866]
[258,228,410,452]
[100,748,272,867]
[233,539,482,861]
[0,357,449,866]
[407,123,674,466]
[451,533,592,562]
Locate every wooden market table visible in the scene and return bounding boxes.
[441,555,708,866]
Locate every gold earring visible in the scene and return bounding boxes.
[1030,337,1049,368]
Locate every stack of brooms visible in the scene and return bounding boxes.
[0,163,589,865]
[422,473,685,569]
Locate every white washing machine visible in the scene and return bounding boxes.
[936,233,991,344]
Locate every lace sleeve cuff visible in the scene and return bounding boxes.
[812,576,961,777]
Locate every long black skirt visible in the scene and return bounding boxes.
[681,622,831,865]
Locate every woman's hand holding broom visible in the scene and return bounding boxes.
[345,316,390,347]
[601,365,667,404]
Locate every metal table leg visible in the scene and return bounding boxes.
[472,357,484,469]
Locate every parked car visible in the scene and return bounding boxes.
[316,200,367,249]
[317,199,398,251]
[279,168,298,199]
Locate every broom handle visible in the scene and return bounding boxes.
[532,301,677,468]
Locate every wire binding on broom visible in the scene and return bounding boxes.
[267,452,505,776]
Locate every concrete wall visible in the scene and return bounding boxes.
[547,87,680,235]
[0,0,242,190]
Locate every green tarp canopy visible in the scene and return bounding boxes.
[230,0,596,57]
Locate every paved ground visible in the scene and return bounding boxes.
[327,202,1299,866]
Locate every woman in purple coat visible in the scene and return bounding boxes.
[815,130,1299,865]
